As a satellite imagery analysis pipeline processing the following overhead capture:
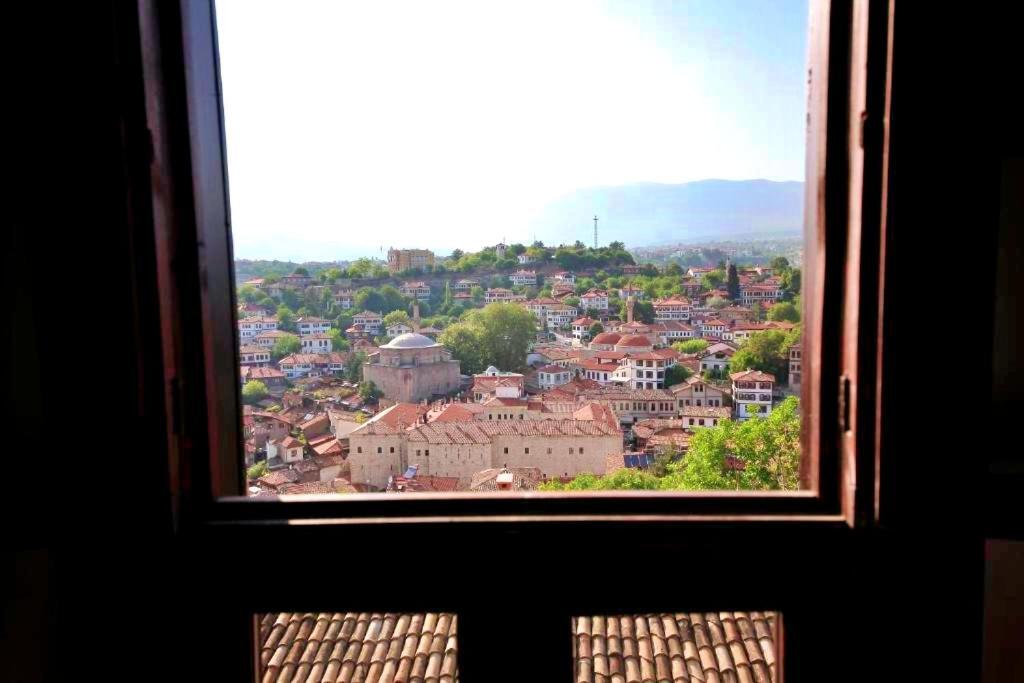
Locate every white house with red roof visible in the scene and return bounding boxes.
[267,435,305,466]
[485,287,517,304]
[537,364,572,390]
[239,344,272,367]
[399,281,431,300]
[579,289,609,312]
[295,316,332,337]
[510,270,537,287]
[333,289,355,309]
[352,310,382,335]
[653,296,691,322]
[300,334,333,353]
[739,283,783,306]
[238,316,278,340]
[699,342,736,375]
[730,369,776,420]
[571,316,597,340]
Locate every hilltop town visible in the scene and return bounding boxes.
[240,242,803,495]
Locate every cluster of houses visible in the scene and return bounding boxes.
[246,347,793,495]
[240,258,801,495]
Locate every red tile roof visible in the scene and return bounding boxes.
[403,419,620,445]
[730,370,776,382]
[591,332,622,345]
[537,364,570,374]
[258,612,458,683]
[617,334,652,347]
[573,612,778,683]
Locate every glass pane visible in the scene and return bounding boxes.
[258,612,458,683]
[574,612,780,683]
[217,1,809,495]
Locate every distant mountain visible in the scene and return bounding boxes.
[527,179,804,247]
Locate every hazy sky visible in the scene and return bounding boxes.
[216,0,808,261]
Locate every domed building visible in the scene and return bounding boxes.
[589,331,622,351]
[363,333,461,403]
[615,334,654,353]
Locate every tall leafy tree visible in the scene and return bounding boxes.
[344,351,367,383]
[728,329,796,378]
[437,322,487,374]
[588,322,604,338]
[271,334,301,360]
[327,329,349,352]
[354,287,386,313]
[663,364,692,387]
[661,397,802,491]
[767,301,800,323]
[472,303,537,372]
[276,305,296,332]
[673,339,709,355]
[382,310,411,329]
[241,380,268,404]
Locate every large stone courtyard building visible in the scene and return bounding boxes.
[349,416,622,490]
[363,333,461,403]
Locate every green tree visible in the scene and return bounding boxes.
[238,284,260,303]
[703,270,726,290]
[293,267,309,276]
[728,330,792,378]
[767,301,800,323]
[632,301,655,324]
[473,303,537,371]
[438,322,488,374]
[450,249,464,261]
[327,329,349,352]
[539,467,661,491]
[382,310,411,329]
[781,268,802,296]
[276,305,296,332]
[661,397,801,491]
[358,380,381,402]
[663,364,692,387]
[344,351,367,383]
[726,263,740,300]
[770,257,790,273]
[706,296,729,309]
[665,262,683,276]
[271,333,301,360]
[673,339,709,355]
[588,322,604,338]
[354,287,386,313]
[246,460,268,480]
[241,380,268,404]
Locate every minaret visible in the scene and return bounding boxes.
[412,301,420,332]
[593,215,599,249]
[626,295,635,325]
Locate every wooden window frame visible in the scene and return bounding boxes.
[136,0,895,680]
[147,0,889,527]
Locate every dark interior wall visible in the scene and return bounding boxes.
[3,2,1022,682]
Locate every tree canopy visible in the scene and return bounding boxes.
[241,380,268,404]
[271,334,301,360]
[728,328,800,379]
[663,364,692,387]
[548,397,802,492]
[767,301,800,323]
[438,303,536,374]
[673,339,709,355]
